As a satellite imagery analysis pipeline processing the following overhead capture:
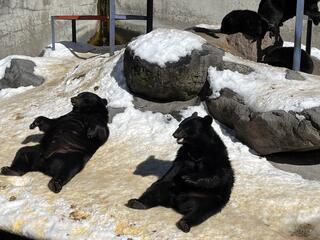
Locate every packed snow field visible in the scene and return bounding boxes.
[0,41,320,240]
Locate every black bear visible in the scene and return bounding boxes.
[262,46,314,74]
[127,113,234,232]
[1,92,109,193]
[258,0,320,44]
[191,10,270,41]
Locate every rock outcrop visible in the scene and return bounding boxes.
[207,89,320,155]
[0,59,45,89]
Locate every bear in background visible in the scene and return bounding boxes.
[1,92,109,193]
[258,0,320,40]
[127,113,234,232]
[262,46,314,74]
[190,10,270,41]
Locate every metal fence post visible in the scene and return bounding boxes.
[147,0,153,33]
[306,18,313,55]
[72,19,77,43]
[109,0,116,56]
[293,0,305,71]
[51,16,56,50]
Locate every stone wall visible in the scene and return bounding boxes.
[116,0,320,48]
[0,0,98,58]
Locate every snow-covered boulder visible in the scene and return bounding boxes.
[124,28,224,102]
[0,59,45,89]
[206,54,320,155]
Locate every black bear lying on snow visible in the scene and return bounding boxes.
[1,92,109,193]
[127,113,234,232]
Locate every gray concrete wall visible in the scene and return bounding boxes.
[116,0,320,48]
[0,0,98,58]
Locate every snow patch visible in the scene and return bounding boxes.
[195,23,221,30]
[1,41,320,239]
[128,28,206,67]
[210,54,320,112]
[0,86,34,99]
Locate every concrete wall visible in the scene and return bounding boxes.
[116,0,320,48]
[0,0,98,58]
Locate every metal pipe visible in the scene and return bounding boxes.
[293,0,305,71]
[72,19,77,43]
[306,18,313,55]
[147,0,153,33]
[51,16,56,50]
[109,0,115,56]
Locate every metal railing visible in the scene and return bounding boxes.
[293,0,313,71]
[51,0,153,55]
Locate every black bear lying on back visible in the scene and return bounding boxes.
[1,92,109,193]
[127,113,234,232]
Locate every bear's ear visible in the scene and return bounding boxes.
[102,98,108,106]
[192,112,198,117]
[203,115,213,125]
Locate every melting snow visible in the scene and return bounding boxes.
[209,53,320,112]
[0,41,320,240]
[128,28,206,67]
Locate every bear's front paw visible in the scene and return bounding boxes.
[126,199,147,209]
[181,174,198,185]
[30,116,44,129]
[48,179,63,193]
[176,219,191,233]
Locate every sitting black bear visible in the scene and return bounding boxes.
[127,113,234,232]
[1,92,109,193]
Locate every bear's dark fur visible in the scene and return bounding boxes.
[191,10,269,41]
[258,0,320,41]
[262,46,314,74]
[1,92,109,193]
[127,113,234,232]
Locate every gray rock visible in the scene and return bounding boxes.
[218,61,254,75]
[0,59,45,89]
[285,70,305,81]
[206,89,250,129]
[124,43,224,102]
[206,88,320,155]
[133,96,201,121]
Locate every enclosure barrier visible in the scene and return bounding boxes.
[51,0,153,55]
[293,0,314,71]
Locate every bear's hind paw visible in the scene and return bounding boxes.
[48,179,63,193]
[176,219,191,233]
[1,167,22,176]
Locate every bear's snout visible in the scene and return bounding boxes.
[71,97,79,105]
[173,129,181,139]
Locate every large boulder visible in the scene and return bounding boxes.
[206,61,320,155]
[0,59,45,89]
[124,29,224,102]
[207,89,320,155]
